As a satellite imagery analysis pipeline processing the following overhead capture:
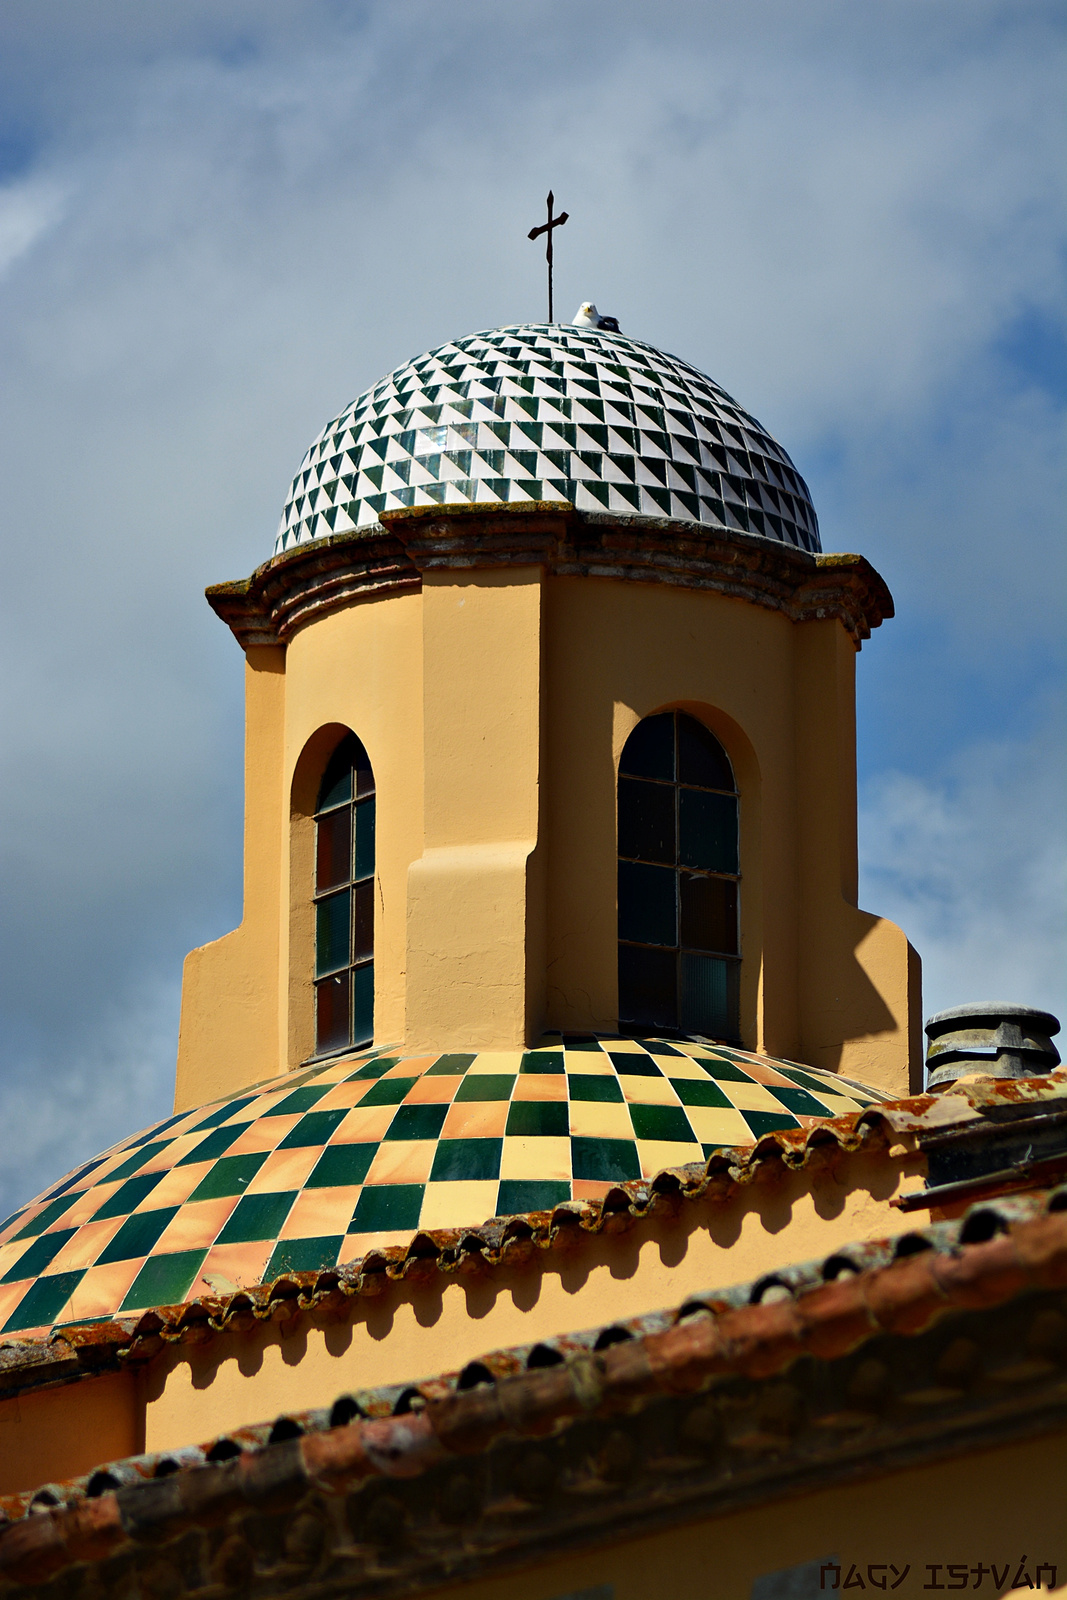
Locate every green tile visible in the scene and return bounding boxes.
[496,1179,570,1215]
[105,1142,170,1183]
[670,1077,733,1109]
[92,1172,167,1221]
[772,1086,833,1117]
[357,1077,418,1107]
[454,1075,515,1102]
[386,1104,448,1141]
[189,1153,268,1201]
[1,1229,77,1284]
[607,1053,661,1077]
[633,1039,684,1055]
[265,1085,332,1117]
[570,1137,640,1183]
[741,1110,800,1139]
[97,1208,179,1265]
[215,1192,297,1244]
[773,1065,841,1098]
[10,1196,78,1241]
[568,1075,624,1103]
[425,1053,476,1076]
[3,1271,86,1334]
[120,1250,207,1311]
[429,1139,502,1182]
[191,1097,256,1132]
[264,1237,342,1279]
[306,1144,376,1189]
[519,1052,564,1074]
[693,1057,753,1084]
[278,1109,348,1148]
[346,1057,402,1080]
[562,1037,604,1051]
[349,1185,424,1234]
[176,1124,249,1165]
[629,1104,696,1144]
[505,1101,569,1137]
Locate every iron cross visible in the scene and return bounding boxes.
[528,191,569,323]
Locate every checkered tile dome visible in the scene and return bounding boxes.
[0,1037,884,1342]
[275,325,821,555]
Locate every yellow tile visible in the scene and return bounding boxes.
[499,1136,572,1181]
[682,1106,754,1145]
[141,1164,206,1209]
[337,1229,415,1260]
[567,1101,634,1139]
[618,1076,677,1106]
[657,1058,713,1080]
[418,1181,499,1232]
[563,1052,613,1075]
[636,1140,704,1179]
[331,1105,397,1143]
[466,1052,522,1075]
[245,1146,321,1193]
[721,1081,787,1112]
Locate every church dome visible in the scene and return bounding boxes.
[275,324,821,556]
[0,1037,882,1342]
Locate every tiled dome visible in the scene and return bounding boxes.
[0,1037,883,1342]
[275,324,821,556]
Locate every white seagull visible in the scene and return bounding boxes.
[573,301,621,333]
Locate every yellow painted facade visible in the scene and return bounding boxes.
[176,565,920,1113]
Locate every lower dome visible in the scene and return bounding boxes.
[0,1036,885,1340]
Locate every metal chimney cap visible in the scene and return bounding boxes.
[925,1003,1060,1036]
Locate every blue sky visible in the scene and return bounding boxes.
[0,0,1063,1217]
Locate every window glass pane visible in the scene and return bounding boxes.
[354,797,376,880]
[679,953,738,1040]
[352,963,374,1046]
[677,715,734,791]
[679,789,738,873]
[619,944,677,1031]
[316,974,350,1052]
[353,879,374,961]
[618,861,677,947]
[618,777,675,864]
[316,806,351,891]
[619,713,674,781]
[680,873,738,954]
[315,889,350,976]
[317,741,354,810]
[354,743,375,800]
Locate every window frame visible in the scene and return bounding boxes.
[311,733,376,1058]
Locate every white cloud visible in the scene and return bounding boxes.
[0,179,63,279]
[860,711,1067,1024]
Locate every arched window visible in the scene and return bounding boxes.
[617,711,740,1041]
[313,734,375,1055]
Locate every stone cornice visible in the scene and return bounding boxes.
[206,505,893,650]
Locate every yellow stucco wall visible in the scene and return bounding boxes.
[176,567,918,1114]
[141,1149,924,1457]
[0,1371,142,1496]
[442,1429,1067,1600]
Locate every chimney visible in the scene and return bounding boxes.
[924,1003,1061,1092]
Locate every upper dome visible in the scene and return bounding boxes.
[275,324,821,556]
[0,1036,881,1341]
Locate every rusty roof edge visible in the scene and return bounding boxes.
[1,1074,1063,1393]
[2,1194,1066,1582]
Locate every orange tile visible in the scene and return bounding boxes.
[224,1121,291,1157]
[310,1083,364,1111]
[383,1055,433,1078]
[441,1101,509,1139]
[46,1216,127,1273]
[331,1105,397,1143]
[742,1063,793,1087]
[152,1196,240,1255]
[147,1164,211,1209]
[511,1075,568,1102]
[56,1186,116,1229]
[194,1240,274,1297]
[364,1141,437,1186]
[0,1281,31,1328]
[66,1259,144,1322]
[403,1076,460,1105]
[245,1146,321,1194]
[136,1134,203,1171]
[571,1180,613,1201]
[278,1188,358,1240]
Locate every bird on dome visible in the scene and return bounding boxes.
[573,301,621,332]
